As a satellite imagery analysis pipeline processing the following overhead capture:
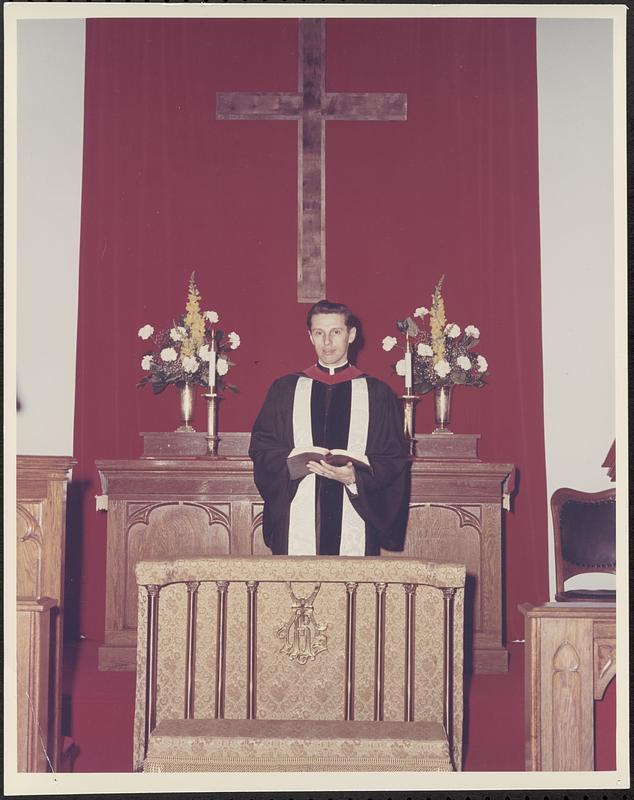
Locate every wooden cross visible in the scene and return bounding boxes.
[217,18,407,303]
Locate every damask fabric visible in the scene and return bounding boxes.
[133,556,465,772]
[249,372,409,555]
[143,719,452,772]
[134,555,465,586]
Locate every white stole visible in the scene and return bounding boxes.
[288,377,316,555]
[288,376,369,556]
[340,378,369,556]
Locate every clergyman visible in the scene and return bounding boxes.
[249,300,409,555]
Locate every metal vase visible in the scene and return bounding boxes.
[176,383,197,432]
[433,384,453,433]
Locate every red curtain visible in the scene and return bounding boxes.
[72,17,551,768]
[76,16,547,639]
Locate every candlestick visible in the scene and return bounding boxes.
[203,388,220,456]
[209,330,217,390]
[404,335,413,393]
[401,393,419,456]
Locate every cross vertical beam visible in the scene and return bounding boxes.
[217,19,407,303]
[299,19,326,303]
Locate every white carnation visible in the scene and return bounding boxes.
[477,355,488,373]
[138,324,154,340]
[414,306,429,318]
[204,310,219,324]
[434,359,451,378]
[445,323,461,339]
[465,325,480,339]
[170,326,187,342]
[417,343,433,358]
[182,356,200,374]
[216,357,229,376]
[141,355,153,371]
[228,331,241,350]
[160,347,178,362]
[395,358,406,376]
[197,344,212,361]
[382,336,397,352]
[457,355,471,371]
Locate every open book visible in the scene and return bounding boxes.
[287,446,372,481]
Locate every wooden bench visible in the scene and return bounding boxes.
[133,556,465,772]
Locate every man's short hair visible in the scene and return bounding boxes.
[306,300,355,330]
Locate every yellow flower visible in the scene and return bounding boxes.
[182,271,205,355]
[430,275,446,363]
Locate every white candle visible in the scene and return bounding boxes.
[209,334,217,389]
[405,336,413,392]
[405,350,412,392]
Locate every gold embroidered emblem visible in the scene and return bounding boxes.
[277,583,328,664]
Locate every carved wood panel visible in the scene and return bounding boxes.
[251,504,267,555]
[551,638,584,770]
[399,504,482,635]
[594,637,616,700]
[520,603,615,771]
[543,618,595,770]
[124,502,232,629]
[16,502,44,598]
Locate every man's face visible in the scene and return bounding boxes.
[308,313,357,366]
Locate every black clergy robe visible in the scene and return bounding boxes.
[249,364,410,555]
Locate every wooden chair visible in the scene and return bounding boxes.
[551,487,616,602]
[133,555,466,772]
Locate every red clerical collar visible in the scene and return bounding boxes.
[303,363,364,385]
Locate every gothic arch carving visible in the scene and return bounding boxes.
[594,641,616,700]
[252,509,264,531]
[126,501,231,535]
[553,640,580,672]
[409,503,482,533]
[551,639,582,770]
[251,504,267,554]
[16,503,43,597]
[17,503,43,546]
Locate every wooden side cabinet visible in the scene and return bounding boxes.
[16,455,75,772]
[392,458,514,673]
[96,455,264,670]
[519,602,616,771]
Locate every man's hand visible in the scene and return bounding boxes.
[307,460,356,486]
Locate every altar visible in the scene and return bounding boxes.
[96,432,513,674]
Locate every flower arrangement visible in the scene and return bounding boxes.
[137,272,240,394]
[382,275,488,394]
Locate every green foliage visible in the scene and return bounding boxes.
[397,317,420,338]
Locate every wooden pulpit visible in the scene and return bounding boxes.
[96,432,513,674]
